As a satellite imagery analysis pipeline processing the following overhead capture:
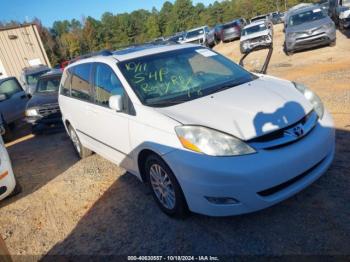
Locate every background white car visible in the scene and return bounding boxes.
[0,127,17,201]
[240,20,273,54]
[180,26,210,46]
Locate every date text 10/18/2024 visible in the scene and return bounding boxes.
[127,256,220,261]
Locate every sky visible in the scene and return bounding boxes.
[0,0,217,27]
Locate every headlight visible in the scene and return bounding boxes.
[287,32,297,38]
[243,41,250,49]
[322,22,334,30]
[175,126,256,156]
[293,82,324,119]
[25,108,38,117]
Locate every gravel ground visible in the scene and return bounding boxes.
[0,24,349,260]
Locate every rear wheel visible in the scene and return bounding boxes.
[144,154,188,218]
[68,125,92,159]
[2,127,13,143]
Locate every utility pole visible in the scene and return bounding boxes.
[285,0,287,11]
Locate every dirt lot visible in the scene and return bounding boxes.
[0,24,350,259]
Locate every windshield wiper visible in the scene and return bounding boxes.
[146,99,190,107]
[206,79,250,96]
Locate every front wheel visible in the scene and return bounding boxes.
[68,125,92,159]
[330,39,336,47]
[145,154,188,218]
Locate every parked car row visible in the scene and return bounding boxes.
[0,68,63,200]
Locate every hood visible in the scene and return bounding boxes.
[241,30,270,41]
[155,76,313,141]
[286,17,331,33]
[27,92,58,108]
[340,8,350,19]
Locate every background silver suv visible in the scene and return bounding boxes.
[285,5,336,55]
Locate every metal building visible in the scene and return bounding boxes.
[0,23,51,80]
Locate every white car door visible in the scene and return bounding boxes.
[86,62,131,166]
[64,63,97,150]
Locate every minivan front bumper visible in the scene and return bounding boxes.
[163,111,335,216]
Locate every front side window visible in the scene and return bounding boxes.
[93,63,124,106]
[36,75,62,93]
[242,24,267,36]
[118,47,255,107]
[0,79,23,97]
[71,63,92,101]
[289,9,327,26]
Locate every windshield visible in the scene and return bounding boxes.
[118,47,256,107]
[251,16,266,22]
[343,0,350,7]
[186,29,204,38]
[26,70,50,86]
[242,24,267,36]
[289,8,326,26]
[36,75,61,93]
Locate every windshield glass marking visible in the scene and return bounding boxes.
[119,47,255,107]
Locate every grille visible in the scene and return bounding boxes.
[38,103,60,117]
[296,32,324,40]
[250,36,268,44]
[248,111,318,150]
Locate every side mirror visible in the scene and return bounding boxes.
[109,95,123,112]
[0,94,7,102]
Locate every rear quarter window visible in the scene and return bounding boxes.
[70,63,93,101]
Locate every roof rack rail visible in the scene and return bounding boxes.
[68,49,113,65]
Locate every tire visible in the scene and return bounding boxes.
[284,42,293,56]
[330,39,336,47]
[68,125,92,159]
[144,154,188,218]
[2,126,14,143]
[240,45,246,55]
[2,124,14,143]
[8,181,22,197]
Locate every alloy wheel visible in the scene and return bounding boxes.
[149,163,176,210]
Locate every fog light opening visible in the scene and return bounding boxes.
[205,196,240,205]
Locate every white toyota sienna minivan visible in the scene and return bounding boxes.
[59,44,335,217]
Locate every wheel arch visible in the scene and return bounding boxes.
[137,149,160,183]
